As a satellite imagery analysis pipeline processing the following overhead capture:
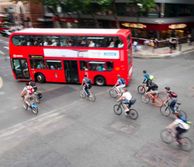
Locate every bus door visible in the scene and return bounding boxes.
[11,58,30,79]
[64,60,79,83]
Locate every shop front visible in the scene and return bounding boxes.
[121,22,194,41]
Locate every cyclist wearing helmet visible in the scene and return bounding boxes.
[165,87,178,113]
[166,113,191,144]
[142,70,153,87]
[29,80,37,91]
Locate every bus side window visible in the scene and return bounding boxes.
[30,59,45,69]
[80,61,88,70]
[88,63,96,71]
[46,60,62,70]
[96,64,106,71]
[106,62,113,71]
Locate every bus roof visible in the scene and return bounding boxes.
[12,28,130,36]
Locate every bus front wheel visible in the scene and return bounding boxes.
[95,76,105,86]
[35,73,45,83]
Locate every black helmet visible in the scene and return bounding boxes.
[143,70,147,74]
[165,87,170,91]
[29,80,35,86]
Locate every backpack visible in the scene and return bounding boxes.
[120,78,126,85]
[86,79,92,89]
[170,92,177,98]
[149,75,154,80]
[27,86,34,95]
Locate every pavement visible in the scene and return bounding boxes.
[134,43,194,58]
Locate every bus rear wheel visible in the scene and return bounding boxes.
[95,76,105,86]
[35,73,45,83]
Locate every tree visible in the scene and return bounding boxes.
[101,0,156,28]
[38,0,156,28]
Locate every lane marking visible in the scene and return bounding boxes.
[0,50,5,55]
[0,77,3,88]
[3,46,9,50]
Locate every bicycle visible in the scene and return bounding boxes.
[137,83,147,94]
[109,86,123,98]
[160,101,187,119]
[113,99,138,120]
[141,91,163,107]
[160,128,193,151]
[22,96,39,115]
[80,87,96,102]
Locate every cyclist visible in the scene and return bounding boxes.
[21,82,35,108]
[29,80,42,100]
[81,74,91,97]
[142,70,154,87]
[165,87,178,113]
[115,74,126,95]
[166,113,191,144]
[117,88,133,115]
[145,80,159,103]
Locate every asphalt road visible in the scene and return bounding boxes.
[0,36,194,167]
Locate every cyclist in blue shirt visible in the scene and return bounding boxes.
[143,70,153,87]
[115,74,126,94]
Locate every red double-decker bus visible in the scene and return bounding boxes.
[9,28,133,86]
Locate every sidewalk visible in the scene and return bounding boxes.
[134,43,194,58]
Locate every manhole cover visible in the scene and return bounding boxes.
[110,121,137,135]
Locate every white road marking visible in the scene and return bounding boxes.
[0,88,107,154]
[3,46,9,50]
[0,50,5,55]
[0,77,3,88]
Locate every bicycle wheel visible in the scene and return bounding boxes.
[160,105,170,116]
[89,93,96,102]
[137,85,145,94]
[23,102,28,110]
[113,104,122,115]
[141,94,150,104]
[109,88,118,98]
[126,109,139,120]
[180,137,193,152]
[80,90,86,98]
[160,129,174,144]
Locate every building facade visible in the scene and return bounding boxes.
[0,0,43,28]
[44,0,194,43]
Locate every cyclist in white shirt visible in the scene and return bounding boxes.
[21,82,35,108]
[166,113,191,144]
[117,88,132,115]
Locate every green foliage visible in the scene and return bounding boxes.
[135,0,156,11]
